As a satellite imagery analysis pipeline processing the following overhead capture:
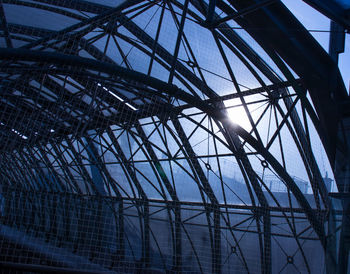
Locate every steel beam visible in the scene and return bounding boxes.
[302,0,350,30]
[226,0,347,168]
[0,46,326,256]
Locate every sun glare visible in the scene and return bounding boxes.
[225,101,251,131]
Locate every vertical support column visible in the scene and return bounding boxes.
[338,198,350,274]
[143,200,150,268]
[333,116,350,274]
[213,205,221,274]
[262,209,271,274]
[328,21,345,64]
[174,202,182,273]
[118,198,125,261]
[328,193,350,274]
[327,114,349,274]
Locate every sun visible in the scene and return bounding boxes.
[225,100,251,131]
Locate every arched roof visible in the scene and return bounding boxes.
[0,1,348,273]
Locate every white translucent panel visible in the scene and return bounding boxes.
[0,1,344,271]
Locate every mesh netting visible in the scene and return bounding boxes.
[0,0,336,273]
[0,186,326,273]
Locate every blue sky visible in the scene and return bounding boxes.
[283,0,350,94]
[281,0,350,190]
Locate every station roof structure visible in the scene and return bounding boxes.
[0,0,349,273]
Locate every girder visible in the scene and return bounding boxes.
[225,0,347,169]
[0,1,345,273]
[0,46,326,224]
[302,0,350,31]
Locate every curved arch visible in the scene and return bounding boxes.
[0,47,325,241]
[0,0,339,271]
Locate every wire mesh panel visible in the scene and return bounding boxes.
[0,186,326,273]
[0,0,342,273]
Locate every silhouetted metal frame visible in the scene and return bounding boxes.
[0,0,339,272]
[0,45,326,250]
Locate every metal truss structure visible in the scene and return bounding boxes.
[0,0,349,273]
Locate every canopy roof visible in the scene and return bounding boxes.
[0,0,348,273]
